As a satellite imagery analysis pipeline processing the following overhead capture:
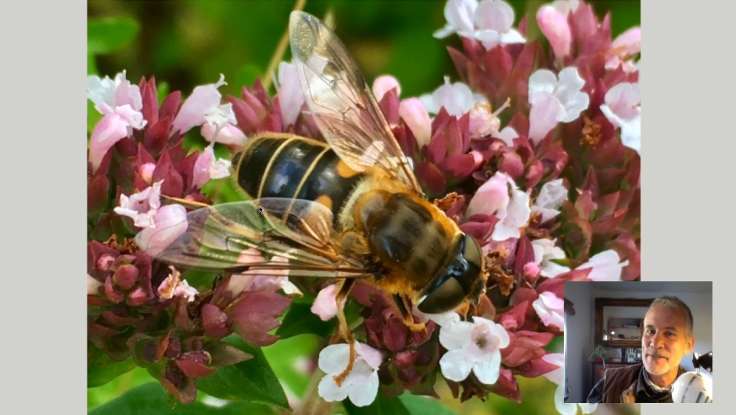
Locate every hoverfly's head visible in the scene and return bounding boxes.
[417,233,484,314]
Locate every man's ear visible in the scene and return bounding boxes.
[687,334,695,354]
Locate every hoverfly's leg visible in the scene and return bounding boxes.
[333,278,357,387]
[394,294,426,333]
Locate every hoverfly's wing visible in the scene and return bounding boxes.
[288,11,423,196]
[137,198,370,278]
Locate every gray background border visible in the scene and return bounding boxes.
[2,0,735,413]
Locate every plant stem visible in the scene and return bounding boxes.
[294,368,334,415]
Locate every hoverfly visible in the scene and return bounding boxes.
[140,11,487,343]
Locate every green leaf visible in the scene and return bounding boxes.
[399,393,456,415]
[88,16,140,54]
[262,334,320,397]
[196,337,289,408]
[344,394,411,415]
[88,344,137,388]
[276,299,335,338]
[89,383,277,415]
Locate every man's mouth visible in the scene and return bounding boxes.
[646,354,669,361]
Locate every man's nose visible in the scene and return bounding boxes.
[650,332,666,348]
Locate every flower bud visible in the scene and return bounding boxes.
[113,264,139,290]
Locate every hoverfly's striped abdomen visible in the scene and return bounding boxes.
[234,134,364,224]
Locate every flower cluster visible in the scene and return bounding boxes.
[87,0,639,410]
[86,72,301,403]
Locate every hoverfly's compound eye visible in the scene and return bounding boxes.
[417,234,483,314]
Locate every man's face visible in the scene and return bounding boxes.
[641,304,694,378]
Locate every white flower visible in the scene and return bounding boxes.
[600,82,640,154]
[317,342,382,407]
[434,0,526,50]
[420,76,487,117]
[542,353,598,415]
[135,204,189,256]
[555,384,598,415]
[532,179,568,223]
[113,181,163,228]
[528,67,590,142]
[439,316,509,384]
[532,291,565,330]
[416,309,462,327]
[576,250,629,281]
[531,238,570,278]
[466,172,531,241]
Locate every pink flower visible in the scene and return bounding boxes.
[87,71,147,171]
[528,67,589,142]
[311,283,339,321]
[600,82,640,154]
[438,316,510,384]
[537,5,571,60]
[113,180,163,228]
[172,74,246,146]
[398,98,432,148]
[606,27,641,73]
[532,291,564,330]
[466,172,531,241]
[192,145,232,188]
[372,75,401,102]
[278,61,306,127]
[135,204,188,256]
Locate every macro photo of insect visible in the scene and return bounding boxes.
[86,1,641,414]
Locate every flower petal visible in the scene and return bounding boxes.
[311,283,339,321]
[89,112,129,172]
[466,172,511,218]
[135,204,188,256]
[356,342,383,370]
[472,350,501,384]
[439,320,473,350]
[554,384,578,415]
[439,349,473,382]
[372,75,401,102]
[399,98,432,148]
[172,74,227,135]
[278,61,306,127]
[318,374,349,402]
[318,343,350,375]
[201,122,247,147]
[346,369,380,407]
[537,5,571,59]
[529,92,564,142]
[528,69,558,101]
[475,0,515,33]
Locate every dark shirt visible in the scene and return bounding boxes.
[586,364,684,403]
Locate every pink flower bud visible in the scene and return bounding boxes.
[536,5,571,60]
[523,262,540,282]
[113,264,139,290]
[127,286,150,306]
[310,283,338,321]
[202,304,230,338]
[372,75,401,102]
[399,98,432,148]
[138,162,156,185]
[97,254,116,272]
[104,276,124,304]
